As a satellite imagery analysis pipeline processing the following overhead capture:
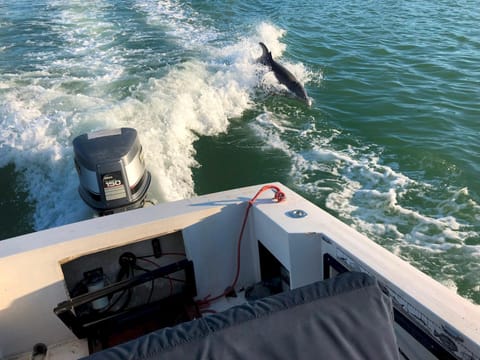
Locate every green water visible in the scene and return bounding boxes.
[0,0,478,303]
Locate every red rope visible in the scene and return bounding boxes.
[231,185,285,289]
[197,185,286,306]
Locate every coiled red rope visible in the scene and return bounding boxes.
[197,185,286,307]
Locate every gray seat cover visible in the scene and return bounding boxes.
[83,271,399,360]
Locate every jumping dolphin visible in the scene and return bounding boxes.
[258,42,311,106]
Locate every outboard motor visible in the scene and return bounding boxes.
[73,128,151,216]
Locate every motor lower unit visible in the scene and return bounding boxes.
[73,128,151,215]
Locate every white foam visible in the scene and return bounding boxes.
[135,0,218,48]
[321,152,478,252]
[254,111,300,134]
[249,107,480,260]
[256,23,287,58]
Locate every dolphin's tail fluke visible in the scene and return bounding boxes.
[257,42,272,66]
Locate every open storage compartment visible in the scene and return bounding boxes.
[54,231,197,353]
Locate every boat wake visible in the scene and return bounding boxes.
[0,0,311,232]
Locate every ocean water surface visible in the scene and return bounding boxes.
[0,0,479,303]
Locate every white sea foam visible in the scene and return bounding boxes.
[135,0,218,48]
[250,108,480,261]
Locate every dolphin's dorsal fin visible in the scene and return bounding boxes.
[258,42,273,66]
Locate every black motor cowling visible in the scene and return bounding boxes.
[73,128,151,215]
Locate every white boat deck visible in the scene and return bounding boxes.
[1,183,479,359]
